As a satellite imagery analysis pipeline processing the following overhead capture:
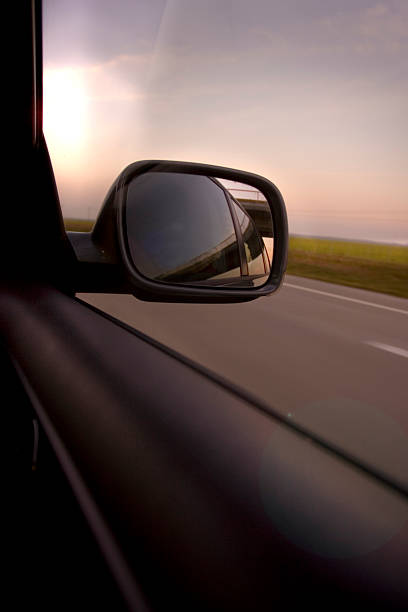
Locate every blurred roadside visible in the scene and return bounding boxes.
[64,219,408,299]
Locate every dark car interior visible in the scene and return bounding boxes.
[3,3,408,610]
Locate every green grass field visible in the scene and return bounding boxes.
[287,236,408,298]
[64,218,408,298]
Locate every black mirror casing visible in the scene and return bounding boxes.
[68,160,288,303]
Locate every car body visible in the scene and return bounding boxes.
[3,2,408,611]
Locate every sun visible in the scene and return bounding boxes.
[43,67,88,159]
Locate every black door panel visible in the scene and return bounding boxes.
[1,285,408,610]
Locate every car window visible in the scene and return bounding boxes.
[43,1,408,478]
[228,196,268,278]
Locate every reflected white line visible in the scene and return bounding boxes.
[366,342,408,359]
[284,283,408,316]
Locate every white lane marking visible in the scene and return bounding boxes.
[366,342,408,359]
[284,282,408,316]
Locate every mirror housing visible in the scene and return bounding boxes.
[67,160,288,303]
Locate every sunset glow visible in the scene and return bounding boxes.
[43,68,88,157]
[43,0,408,244]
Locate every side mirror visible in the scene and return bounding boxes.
[67,160,288,303]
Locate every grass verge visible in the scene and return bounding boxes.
[287,236,408,298]
[64,218,94,232]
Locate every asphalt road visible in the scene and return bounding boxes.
[78,275,408,487]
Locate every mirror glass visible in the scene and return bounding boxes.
[125,172,273,287]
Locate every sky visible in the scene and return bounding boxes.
[43,0,408,243]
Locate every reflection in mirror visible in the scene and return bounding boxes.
[125,172,274,288]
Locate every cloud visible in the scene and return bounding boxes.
[246,1,408,62]
[43,0,167,64]
[45,54,151,105]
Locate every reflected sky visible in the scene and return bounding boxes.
[43,0,408,243]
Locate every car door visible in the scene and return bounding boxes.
[3,2,408,611]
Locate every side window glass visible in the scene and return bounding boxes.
[228,198,267,278]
